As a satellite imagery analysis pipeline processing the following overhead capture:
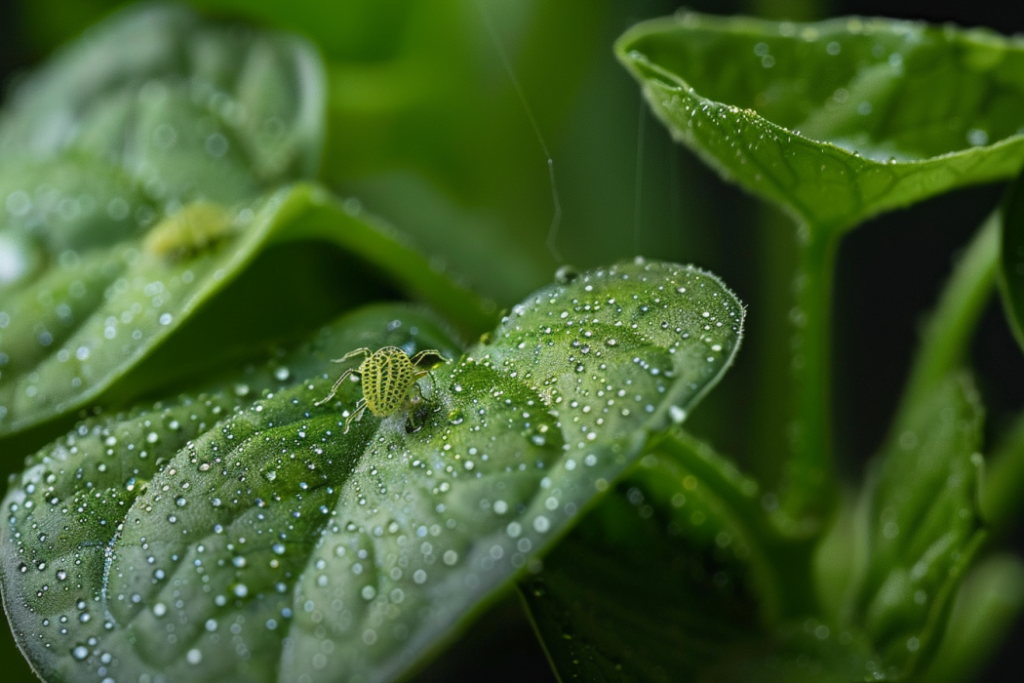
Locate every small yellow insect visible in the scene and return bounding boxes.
[315,346,448,432]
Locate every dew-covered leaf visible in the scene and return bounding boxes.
[1,260,743,683]
[617,12,1024,233]
[521,434,884,683]
[0,182,494,441]
[0,301,460,682]
[851,373,985,678]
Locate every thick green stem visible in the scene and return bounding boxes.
[898,212,1000,422]
[782,228,839,527]
[748,205,800,488]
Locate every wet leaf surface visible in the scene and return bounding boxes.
[1,260,743,683]
[618,12,1024,232]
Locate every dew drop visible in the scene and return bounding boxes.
[554,265,579,283]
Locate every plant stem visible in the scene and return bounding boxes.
[749,204,800,489]
[782,228,839,528]
[898,212,1000,422]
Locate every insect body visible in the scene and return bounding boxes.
[315,346,448,432]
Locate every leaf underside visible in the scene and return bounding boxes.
[522,440,883,683]
[617,13,1024,232]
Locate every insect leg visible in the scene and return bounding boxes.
[331,347,372,364]
[410,349,447,367]
[314,368,355,406]
[343,398,368,434]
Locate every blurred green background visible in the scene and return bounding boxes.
[2,0,1024,681]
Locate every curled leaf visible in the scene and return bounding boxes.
[618,12,1024,232]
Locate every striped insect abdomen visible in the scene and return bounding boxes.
[361,347,415,417]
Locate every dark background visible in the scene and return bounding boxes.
[2,0,1024,681]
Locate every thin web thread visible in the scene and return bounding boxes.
[477,0,563,263]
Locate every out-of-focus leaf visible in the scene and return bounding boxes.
[900,211,999,425]
[0,3,323,190]
[999,172,1024,353]
[919,554,1024,683]
[0,3,326,438]
[617,12,1024,233]
[851,373,986,679]
[522,435,884,683]
[1,260,743,683]
[981,412,1024,540]
[0,183,494,440]
[520,470,763,683]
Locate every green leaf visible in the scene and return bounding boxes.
[0,5,497,442]
[0,3,324,195]
[617,12,1024,233]
[0,183,494,441]
[999,172,1024,352]
[900,211,999,425]
[918,554,1024,683]
[0,3,328,439]
[851,373,986,678]
[520,465,763,683]
[1,260,743,683]
[522,436,883,683]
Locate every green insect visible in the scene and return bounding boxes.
[315,346,449,432]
